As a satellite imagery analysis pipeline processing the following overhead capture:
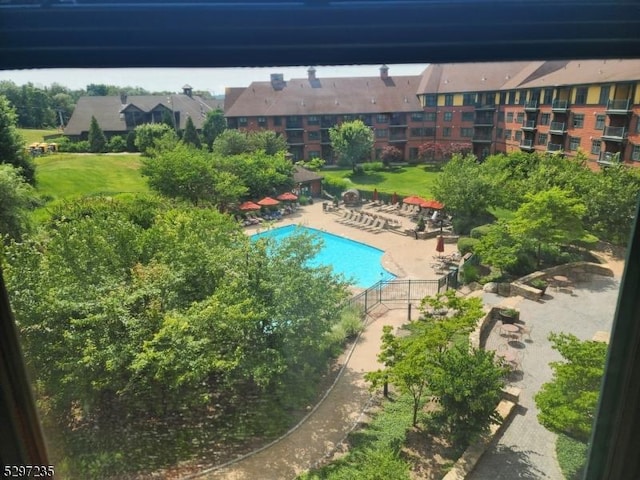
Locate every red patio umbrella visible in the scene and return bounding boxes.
[420,199,445,210]
[436,235,445,256]
[403,195,427,205]
[276,192,298,201]
[257,196,280,206]
[373,188,378,201]
[239,201,261,211]
[392,192,398,204]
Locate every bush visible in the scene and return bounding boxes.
[58,139,90,153]
[457,237,479,255]
[323,175,350,196]
[556,434,588,480]
[478,270,504,284]
[108,135,127,152]
[460,264,480,284]
[470,224,493,239]
[298,195,310,205]
[362,161,385,172]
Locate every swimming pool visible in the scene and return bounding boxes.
[252,225,396,289]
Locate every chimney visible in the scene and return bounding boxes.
[182,84,193,97]
[380,64,389,80]
[308,66,317,81]
[270,73,286,91]
[120,92,127,104]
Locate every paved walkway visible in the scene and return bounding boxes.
[469,274,621,480]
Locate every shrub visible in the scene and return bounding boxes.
[298,195,310,205]
[478,270,504,284]
[460,264,480,284]
[470,224,493,239]
[324,175,350,193]
[556,434,588,480]
[457,237,479,255]
[108,135,127,153]
[362,161,385,172]
[58,139,90,153]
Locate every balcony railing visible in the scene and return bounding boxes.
[598,151,621,165]
[520,139,535,150]
[389,133,407,142]
[549,122,566,134]
[390,115,407,126]
[474,116,494,126]
[547,143,563,152]
[286,122,303,130]
[472,134,493,143]
[552,99,570,112]
[606,99,632,114]
[524,100,539,111]
[601,126,627,141]
[521,120,537,130]
[474,103,496,111]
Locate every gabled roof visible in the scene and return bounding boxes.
[225,74,423,118]
[65,93,216,136]
[417,62,532,94]
[293,165,323,184]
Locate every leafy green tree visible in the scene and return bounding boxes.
[0,164,39,240]
[249,130,288,155]
[212,128,251,156]
[0,95,35,183]
[329,120,374,170]
[182,116,201,148]
[365,325,401,397]
[535,333,607,442]
[474,220,523,274]
[126,130,137,152]
[134,123,177,156]
[107,135,126,153]
[432,154,494,234]
[88,115,108,153]
[430,345,505,444]
[510,187,589,268]
[202,108,226,151]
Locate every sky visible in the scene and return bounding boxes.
[0,64,428,95]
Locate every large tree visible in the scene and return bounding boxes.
[329,119,374,170]
[134,123,177,156]
[0,163,39,240]
[0,95,35,183]
[88,115,108,153]
[182,116,201,148]
[202,108,227,151]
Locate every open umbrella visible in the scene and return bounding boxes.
[257,196,280,206]
[276,192,298,201]
[436,235,445,256]
[372,188,378,201]
[239,201,261,211]
[392,192,398,204]
[403,195,427,205]
[421,199,445,210]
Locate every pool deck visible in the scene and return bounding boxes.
[243,202,446,281]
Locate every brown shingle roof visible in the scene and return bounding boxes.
[225,75,423,118]
[417,62,532,94]
[64,93,215,136]
[293,165,323,184]
[515,59,640,88]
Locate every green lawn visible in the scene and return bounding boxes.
[18,128,62,144]
[322,165,439,198]
[35,153,149,200]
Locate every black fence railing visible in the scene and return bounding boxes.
[348,277,456,314]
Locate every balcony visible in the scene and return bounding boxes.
[286,123,304,130]
[601,126,627,142]
[474,116,494,126]
[549,122,566,134]
[389,133,407,142]
[524,100,539,112]
[520,139,535,151]
[552,99,570,112]
[474,103,496,111]
[390,114,407,126]
[521,120,537,131]
[547,143,564,152]
[286,134,304,145]
[598,151,621,165]
[606,99,632,114]
[472,134,493,143]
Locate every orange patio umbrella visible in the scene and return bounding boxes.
[239,201,261,211]
[421,199,445,210]
[276,192,298,201]
[257,196,280,206]
[403,195,427,205]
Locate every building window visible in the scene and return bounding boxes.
[410,128,427,137]
[591,140,602,155]
[463,93,476,106]
[376,114,389,123]
[574,87,588,105]
[307,130,320,141]
[443,112,453,122]
[573,114,585,129]
[636,115,640,134]
[257,116,267,126]
[444,94,454,106]
[537,133,548,145]
[443,127,451,137]
[569,136,581,151]
[497,111,505,122]
[425,112,437,122]
[499,92,507,105]
[375,128,388,138]
[632,144,640,162]
[425,127,436,137]
[461,112,474,122]
[424,94,437,107]
[409,147,419,159]
[496,128,503,138]
[540,113,551,126]
[486,92,496,105]
[273,117,281,126]
[595,114,606,130]
[518,92,526,105]
[238,117,248,126]
[516,112,525,124]
[343,114,354,122]
[515,130,522,141]
[461,128,474,138]
[506,112,514,123]
[543,88,554,104]
[411,112,425,122]
[504,129,512,140]
[307,115,319,125]
[508,91,516,105]
[599,86,610,105]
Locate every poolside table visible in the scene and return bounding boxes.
[500,323,521,341]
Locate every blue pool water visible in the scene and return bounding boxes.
[252,225,395,289]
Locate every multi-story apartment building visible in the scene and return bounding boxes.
[225,60,640,167]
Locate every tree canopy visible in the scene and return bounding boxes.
[182,116,201,148]
[0,95,35,183]
[88,115,108,153]
[329,120,374,169]
[0,163,39,240]
[202,108,226,150]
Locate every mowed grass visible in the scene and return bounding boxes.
[322,165,439,198]
[35,153,149,200]
[18,128,62,144]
